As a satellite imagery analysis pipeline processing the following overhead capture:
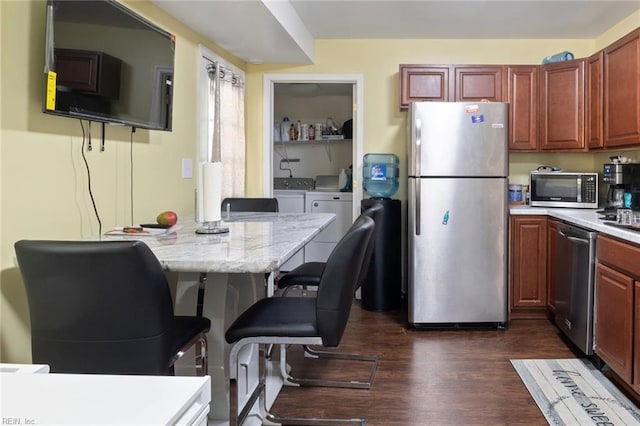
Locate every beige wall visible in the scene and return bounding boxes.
[245,11,640,197]
[0,0,244,363]
[1,2,639,363]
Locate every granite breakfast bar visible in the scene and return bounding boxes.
[103,212,336,425]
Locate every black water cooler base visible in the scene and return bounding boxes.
[361,198,401,311]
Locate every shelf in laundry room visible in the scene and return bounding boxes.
[274,139,352,146]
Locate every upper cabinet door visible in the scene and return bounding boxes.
[604,29,640,148]
[452,66,505,102]
[507,65,538,151]
[539,59,586,151]
[587,51,604,150]
[399,65,450,109]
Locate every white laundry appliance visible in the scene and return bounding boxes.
[304,190,353,262]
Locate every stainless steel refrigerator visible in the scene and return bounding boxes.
[407,102,508,327]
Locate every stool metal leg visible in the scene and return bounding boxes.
[230,337,368,425]
[279,344,379,389]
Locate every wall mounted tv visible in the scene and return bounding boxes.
[43,0,175,131]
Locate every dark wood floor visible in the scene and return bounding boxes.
[270,301,583,425]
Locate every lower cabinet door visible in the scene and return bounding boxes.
[634,282,640,392]
[595,263,634,382]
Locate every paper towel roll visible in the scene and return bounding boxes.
[202,162,223,222]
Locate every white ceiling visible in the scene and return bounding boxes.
[152,0,640,64]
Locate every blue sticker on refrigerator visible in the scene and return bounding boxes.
[442,210,450,225]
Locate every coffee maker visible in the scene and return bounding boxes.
[603,163,640,210]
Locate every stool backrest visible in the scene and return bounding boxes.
[358,203,383,287]
[14,240,175,374]
[315,215,375,347]
[221,197,279,212]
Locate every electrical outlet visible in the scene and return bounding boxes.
[181,158,193,179]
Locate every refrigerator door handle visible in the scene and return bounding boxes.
[415,178,421,235]
[415,118,422,175]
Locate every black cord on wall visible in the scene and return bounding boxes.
[79,120,102,236]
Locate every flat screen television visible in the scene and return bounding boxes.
[43,0,175,131]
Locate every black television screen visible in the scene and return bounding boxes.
[44,0,175,131]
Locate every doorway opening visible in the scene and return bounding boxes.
[263,74,364,220]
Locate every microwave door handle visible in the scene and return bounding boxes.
[577,177,582,202]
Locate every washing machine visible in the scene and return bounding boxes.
[274,177,313,271]
[304,191,353,262]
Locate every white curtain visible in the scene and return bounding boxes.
[207,63,245,198]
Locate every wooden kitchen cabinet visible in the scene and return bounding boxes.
[399,64,503,109]
[54,49,122,99]
[604,28,640,148]
[595,234,640,386]
[595,263,634,383]
[586,51,604,149]
[399,65,450,108]
[539,59,586,151]
[509,216,548,318]
[451,65,504,102]
[507,65,538,151]
[634,282,640,393]
[546,218,559,314]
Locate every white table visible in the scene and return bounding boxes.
[103,212,335,425]
[0,369,211,425]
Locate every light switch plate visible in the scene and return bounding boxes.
[181,158,193,179]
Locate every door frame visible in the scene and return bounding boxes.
[262,73,364,220]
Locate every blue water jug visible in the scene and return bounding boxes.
[542,51,575,64]
[363,153,399,198]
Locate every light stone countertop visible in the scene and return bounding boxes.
[510,205,640,245]
[102,212,335,274]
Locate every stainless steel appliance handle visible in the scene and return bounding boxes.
[415,179,421,236]
[558,230,589,245]
[415,118,422,175]
[576,177,582,202]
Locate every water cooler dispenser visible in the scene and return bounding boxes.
[361,154,401,311]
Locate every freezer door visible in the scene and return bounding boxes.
[408,102,508,177]
[408,177,508,324]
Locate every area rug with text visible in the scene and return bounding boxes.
[511,358,640,425]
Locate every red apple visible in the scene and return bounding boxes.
[156,211,178,226]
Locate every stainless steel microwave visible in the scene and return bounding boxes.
[529,172,598,208]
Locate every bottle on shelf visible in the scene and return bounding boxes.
[281,117,290,142]
[289,123,297,141]
[296,120,302,140]
[339,169,348,191]
[300,123,309,141]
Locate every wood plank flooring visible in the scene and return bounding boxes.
[270,301,582,425]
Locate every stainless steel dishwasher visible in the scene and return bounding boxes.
[554,222,598,355]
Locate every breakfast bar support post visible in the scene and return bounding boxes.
[174,272,230,418]
[173,271,283,423]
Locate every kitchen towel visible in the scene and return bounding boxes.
[511,358,640,425]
